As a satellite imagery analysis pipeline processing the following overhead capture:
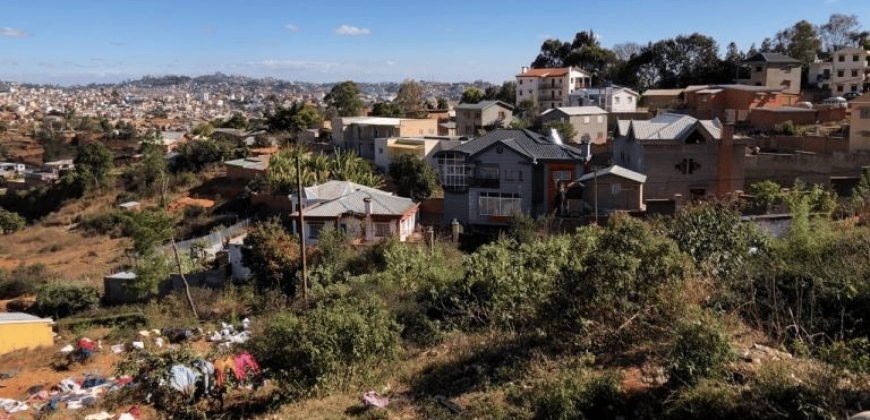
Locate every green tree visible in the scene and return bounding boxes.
[0,210,26,234]
[516,99,537,119]
[436,98,449,109]
[395,79,425,117]
[190,122,214,137]
[541,120,577,143]
[496,81,517,105]
[388,153,439,201]
[223,112,250,130]
[820,13,862,52]
[371,101,404,118]
[241,218,301,295]
[765,20,822,66]
[74,141,114,190]
[123,137,168,197]
[267,103,323,133]
[460,87,483,104]
[748,180,784,213]
[325,81,363,117]
[126,209,176,256]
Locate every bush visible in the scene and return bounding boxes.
[29,281,100,319]
[248,292,402,396]
[533,372,622,420]
[0,209,26,234]
[667,321,733,387]
[665,379,745,420]
[820,337,870,373]
[0,264,51,299]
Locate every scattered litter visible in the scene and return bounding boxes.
[151,329,161,336]
[0,398,29,413]
[155,338,164,348]
[163,327,199,343]
[111,344,125,354]
[169,365,201,398]
[132,342,145,350]
[138,330,150,338]
[362,391,390,408]
[0,371,15,380]
[82,377,108,389]
[77,338,97,352]
[118,414,136,420]
[59,345,75,355]
[207,320,251,345]
[84,411,112,420]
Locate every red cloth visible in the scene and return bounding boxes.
[128,406,141,418]
[77,338,97,351]
[233,352,260,381]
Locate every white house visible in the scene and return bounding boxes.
[516,67,593,112]
[569,86,639,113]
[373,136,465,172]
[289,180,419,244]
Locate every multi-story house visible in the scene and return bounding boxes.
[810,47,870,96]
[740,53,802,95]
[515,67,592,112]
[331,117,439,160]
[539,106,608,144]
[612,114,747,202]
[454,100,514,136]
[434,129,590,228]
[568,86,639,113]
[849,92,870,152]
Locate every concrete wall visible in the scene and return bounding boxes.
[748,107,847,129]
[744,150,870,186]
[398,119,439,138]
[0,321,54,354]
[747,63,801,94]
[851,103,870,152]
[744,135,848,154]
[539,110,607,144]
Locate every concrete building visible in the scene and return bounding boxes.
[569,86,639,113]
[331,117,439,160]
[434,129,590,228]
[0,312,54,354]
[224,155,269,181]
[850,92,870,152]
[454,100,514,136]
[641,88,685,111]
[740,53,802,95]
[289,180,419,244]
[539,106,608,144]
[516,67,592,112]
[612,114,746,201]
[809,47,870,96]
[373,136,465,172]
[683,84,800,122]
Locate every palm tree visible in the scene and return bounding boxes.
[306,153,331,184]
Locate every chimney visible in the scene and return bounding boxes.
[363,197,372,216]
[520,66,529,75]
[716,112,735,197]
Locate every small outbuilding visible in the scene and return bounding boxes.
[0,312,54,354]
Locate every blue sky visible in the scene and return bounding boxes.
[1,0,868,85]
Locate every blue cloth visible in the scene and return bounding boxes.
[168,365,201,398]
[191,359,215,394]
[82,377,107,389]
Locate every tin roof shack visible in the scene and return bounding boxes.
[576,165,647,213]
[0,312,54,354]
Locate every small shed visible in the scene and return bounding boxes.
[577,165,647,212]
[0,312,54,354]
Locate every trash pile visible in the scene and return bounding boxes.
[206,318,252,350]
[168,351,262,399]
[0,373,136,417]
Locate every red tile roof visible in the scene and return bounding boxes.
[516,67,571,77]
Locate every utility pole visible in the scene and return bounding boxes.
[295,152,308,301]
[594,166,598,224]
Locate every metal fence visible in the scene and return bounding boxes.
[163,218,251,255]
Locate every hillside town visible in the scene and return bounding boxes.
[4,6,870,420]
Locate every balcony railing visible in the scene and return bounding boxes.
[469,177,500,189]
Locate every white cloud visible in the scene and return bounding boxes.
[334,25,370,36]
[0,27,34,38]
[283,23,299,32]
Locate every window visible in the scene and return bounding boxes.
[784,68,791,74]
[838,70,845,77]
[615,97,621,104]
[477,165,499,179]
[583,116,590,124]
[861,108,870,119]
[824,69,831,77]
[854,54,860,62]
[597,115,604,123]
[374,222,391,237]
[839,55,846,62]
[436,152,469,189]
[479,192,521,216]
[504,169,523,181]
[852,85,859,92]
[838,85,845,92]
[755,66,763,72]
[307,222,325,240]
[852,70,859,77]
[552,171,572,182]
[782,80,791,88]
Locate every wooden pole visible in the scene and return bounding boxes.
[594,166,598,224]
[171,238,198,319]
[295,152,309,301]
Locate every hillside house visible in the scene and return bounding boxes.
[740,53,802,95]
[540,106,608,145]
[516,67,592,112]
[454,101,514,136]
[850,92,870,152]
[331,117,439,160]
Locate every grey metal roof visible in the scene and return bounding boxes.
[743,52,801,65]
[293,189,416,218]
[543,106,607,116]
[451,129,588,161]
[225,156,268,171]
[618,113,723,141]
[0,312,53,324]
[303,180,388,201]
[454,100,515,111]
[577,165,647,183]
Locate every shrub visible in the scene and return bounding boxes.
[29,281,100,319]
[0,264,51,299]
[665,379,745,420]
[0,209,26,234]
[667,321,733,387]
[248,292,402,396]
[533,372,622,420]
[820,337,870,373]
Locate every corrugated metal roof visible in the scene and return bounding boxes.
[294,189,416,218]
[303,180,388,201]
[642,88,685,96]
[618,113,723,141]
[454,100,514,111]
[0,312,53,325]
[543,106,606,116]
[225,156,268,171]
[577,165,647,183]
[451,129,588,161]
